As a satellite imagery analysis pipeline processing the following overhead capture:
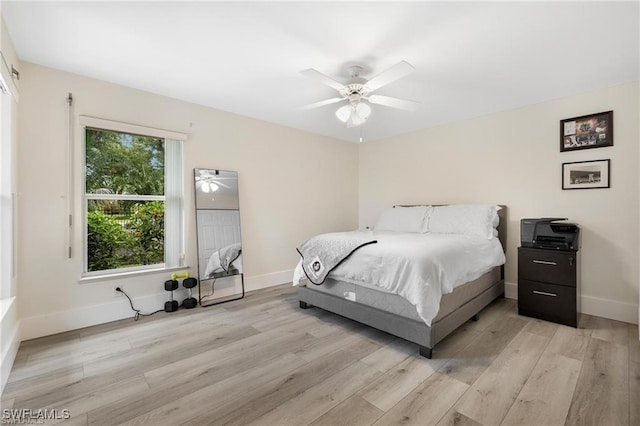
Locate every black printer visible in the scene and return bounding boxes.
[521,218,580,251]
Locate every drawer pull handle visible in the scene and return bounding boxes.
[533,290,557,297]
[532,260,557,266]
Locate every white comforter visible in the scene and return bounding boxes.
[293,231,505,326]
[205,252,243,278]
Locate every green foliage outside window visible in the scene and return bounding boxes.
[86,128,166,272]
[86,128,164,195]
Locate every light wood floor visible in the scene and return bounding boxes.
[2,284,639,426]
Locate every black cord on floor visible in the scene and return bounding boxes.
[116,287,164,321]
[200,278,216,301]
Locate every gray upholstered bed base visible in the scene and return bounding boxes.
[298,277,504,358]
[298,204,507,359]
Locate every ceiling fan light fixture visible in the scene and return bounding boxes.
[355,102,371,119]
[335,104,352,123]
[303,60,418,132]
[348,112,366,128]
[197,180,219,193]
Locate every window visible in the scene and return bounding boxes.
[0,80,14,299]
[82,118,184,276]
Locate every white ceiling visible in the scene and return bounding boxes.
[3,1,639,143]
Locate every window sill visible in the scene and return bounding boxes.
[0,296,17,323]
[79,266,191,284]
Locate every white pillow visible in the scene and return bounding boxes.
[374,206,432,233]
[428,204,499,239]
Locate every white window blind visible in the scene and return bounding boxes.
[164,138,184,268]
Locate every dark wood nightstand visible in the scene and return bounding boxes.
[518,247,580,327]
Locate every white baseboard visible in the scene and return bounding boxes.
[504,281,638,325]
[1,318,20,396]
[19,270,293,342]
[581,294,638,325]
[505,281,518,300]
[245,269,293,292]
[20,292,169,341]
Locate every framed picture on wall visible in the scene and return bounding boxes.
[562,159,610,190]
[560,111,613,152]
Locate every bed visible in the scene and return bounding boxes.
[295,204,507,358]
[204,243,243,279]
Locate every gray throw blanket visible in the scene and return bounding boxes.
[219,243,242,273]
[297,231,377,285]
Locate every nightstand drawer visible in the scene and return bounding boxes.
[518,279,576,326]
[518,248,576,286]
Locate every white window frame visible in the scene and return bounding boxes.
[0,52,18,305]
[79,116,186,279]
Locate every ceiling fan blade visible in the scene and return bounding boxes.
[368,94,420,111]
[197,175,231,189]
[301,97,346,110]
[212,180,230,189]
[301,68,346,91]
[364,61,415,92]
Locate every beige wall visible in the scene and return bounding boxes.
[359,82,639,323]
[17,62,358,336]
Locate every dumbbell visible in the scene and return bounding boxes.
[182,277,198,309]
[164,279,179,312]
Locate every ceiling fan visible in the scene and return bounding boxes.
[301,61,420,128]
[196,169,231,193]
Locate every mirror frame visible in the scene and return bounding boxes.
[194,168,245,307]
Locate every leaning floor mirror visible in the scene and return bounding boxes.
[194,168,244,306]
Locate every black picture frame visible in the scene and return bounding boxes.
[560,111,613,152]
[562,159,610,190]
